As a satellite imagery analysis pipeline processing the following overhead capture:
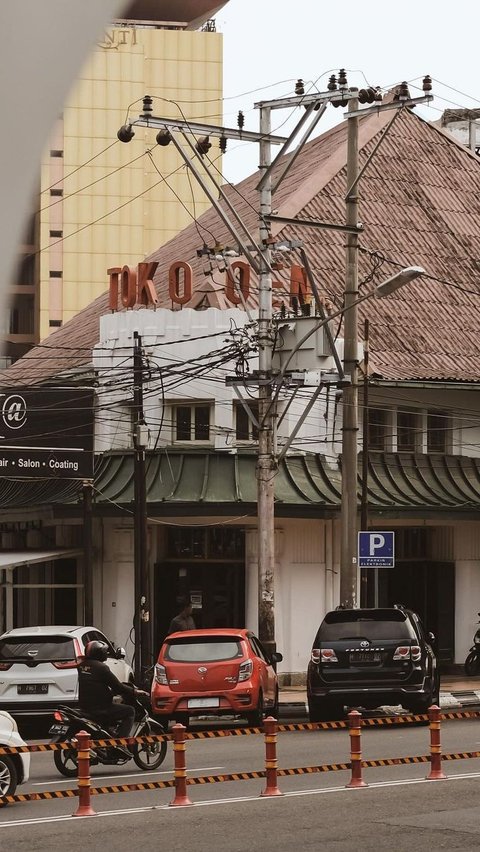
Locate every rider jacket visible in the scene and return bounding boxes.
[77,657,135,712]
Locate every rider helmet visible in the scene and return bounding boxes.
[84,640,109,662]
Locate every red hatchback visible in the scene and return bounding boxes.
[151,628,282,726]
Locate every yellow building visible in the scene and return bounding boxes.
[9,1,227,362]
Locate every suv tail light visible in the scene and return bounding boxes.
[0,662,12,671]
[54,710,66,722]
[154,663,168,685]
[238,659,253,682]
[393,645,422,661]
[311,648,338,664]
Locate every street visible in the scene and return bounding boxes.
[2,716,480,849]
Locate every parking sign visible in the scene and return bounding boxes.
[358,531,395,568]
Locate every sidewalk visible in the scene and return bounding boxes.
[279,675,480,717]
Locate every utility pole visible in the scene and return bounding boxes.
[257,103,276,656]
[340,90,360,608]
[82,480,94,625]
[133,331,151,684]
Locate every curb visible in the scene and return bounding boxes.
[278,691,480,719]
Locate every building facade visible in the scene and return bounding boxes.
[7,1,227,364]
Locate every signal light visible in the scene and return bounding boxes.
[156,129,172,146]
[195,136,212,156]
[117,124,135,143]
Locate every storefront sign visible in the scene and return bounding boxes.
[0,388,94,479]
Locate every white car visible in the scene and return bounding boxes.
[0,710,30,797]
[0,625,134,718]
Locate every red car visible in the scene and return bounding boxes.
[151,628,282,726]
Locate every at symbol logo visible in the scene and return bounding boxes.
[2,394,27,429]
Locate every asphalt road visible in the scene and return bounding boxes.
[3,716,480,850]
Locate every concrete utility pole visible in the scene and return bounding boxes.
[133,331,151,683]
[340,91,360,608]
[257,104,276,655]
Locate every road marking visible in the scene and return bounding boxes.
[4,769,480,829]
[31,766,224,786]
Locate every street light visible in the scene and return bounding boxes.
[374,266,425,297]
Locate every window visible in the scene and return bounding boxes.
[49,320,62,328]
[174,404,210,442]
[49,270,62,278]
[50,230,63,238]
[427,411,449,453]
[234,400,259,441]
[397,410,419,452]
[367,408,388,450]
[50,150,63,158]
[50,188,63,197]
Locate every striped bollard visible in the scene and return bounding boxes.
[346,710,367,788]
[72,730,96,816]
[169,723,193,806]
[260,716,283,797]
[426,704,446,780]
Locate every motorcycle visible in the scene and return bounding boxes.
[464,613,480,676]
[49,696,168,777]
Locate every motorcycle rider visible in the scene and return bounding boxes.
[78,640,146,736]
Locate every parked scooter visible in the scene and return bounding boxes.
[464,613,480,676]
[49,696,167,777]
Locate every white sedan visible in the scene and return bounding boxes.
[0,710,30,798]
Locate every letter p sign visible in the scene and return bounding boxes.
[358,531,395,568]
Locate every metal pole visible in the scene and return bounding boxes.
[360,319,369,608]
[340,92,360,608]
[257,104,276,657]
[133,331,151,683]
[82,481,94,625]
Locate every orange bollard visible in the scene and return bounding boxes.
[260,716,283,797]
[426,704,446,780]
[169,723,193,807]
[72,730,97,816]
[346,710,367,788]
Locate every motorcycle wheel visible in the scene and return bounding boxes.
[54,747,79,778]
[465,651,480,676]
[132,722,167,771]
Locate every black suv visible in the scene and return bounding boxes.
[307,606,439,721]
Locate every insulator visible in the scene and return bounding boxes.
[141,94,153,115]
[327,75,338,92]
[374,87,383,102]
[396,81,410,100]
[338,68,348,88]
[195,135,212,156]
[117,124,135,143]
[422,74,432,92]
[358,87,377,105]
[295,78,305,95]
[156,129,172,146]
[237,110,245,130]
[219,136,227,153]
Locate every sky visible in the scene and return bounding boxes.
[215,0,480,183]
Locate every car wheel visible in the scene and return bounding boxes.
[247,690,264,727]
[0,756,17,799]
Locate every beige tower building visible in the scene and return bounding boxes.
[8,1,228,364]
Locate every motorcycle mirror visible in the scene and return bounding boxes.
[116,646,126,659]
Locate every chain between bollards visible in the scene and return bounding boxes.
[346,709,367,788]
[260,716,283,797]
[426,704,447,780]
[169,723,193,806]
[72,730,96,817]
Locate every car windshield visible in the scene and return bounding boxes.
[0,637,76,662]
[317,610,413,642]
[165,637,243,663]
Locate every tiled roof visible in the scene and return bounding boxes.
[4,104,480,385]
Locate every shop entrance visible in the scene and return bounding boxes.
[154,526,245,648]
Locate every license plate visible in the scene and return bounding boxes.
[187,697,220,709]
[349,652,381,664]
[49,724,69,735]
[17,683,49,695]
